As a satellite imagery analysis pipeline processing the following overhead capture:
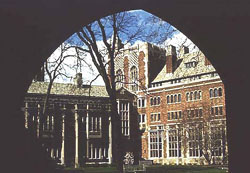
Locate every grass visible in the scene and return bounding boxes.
[145,165,228,173]
[59,165,228,173]
[62,166,119,173]
[84,167,119,173]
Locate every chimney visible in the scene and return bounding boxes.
[166,45,177,57]
[179,46,189,55]
[74,73,83,88]
[166,45,177,74]
[204,56,212,66]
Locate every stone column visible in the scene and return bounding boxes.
[117,100,120,115]
[56,149,59,159]
[47,116,50,131]
[90,144,93,159]
[37,104,40,138]
[103,147,106,158]
[99,148,102,159]
[108,115,112,164]
[74,104,79,168]
[99,116,102,134]
[24,102,29,129]
[86,103,89,159]
[51,148,54,159]
[51,115,54,131]
[61,105,66,165]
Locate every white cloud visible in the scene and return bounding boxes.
[163,31,199,53]
[46,9,200,86]
[45,42,105,86]
[49,31,199,86]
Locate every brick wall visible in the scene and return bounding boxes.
[138,51,146,89]
[166,54,177,73]
[124,56,129,88]
[138,79,226,162]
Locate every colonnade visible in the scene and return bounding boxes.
[23,101,112,167]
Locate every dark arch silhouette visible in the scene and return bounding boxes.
[1,0,250,172]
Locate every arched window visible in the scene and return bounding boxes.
[130,66,138,92]
[218,88,222,96]
[171,95,173,103]
[167,96,170,104]
[157,97,161,105]
[150,98,153,106]
[198,91,201,99]
[209,89,213,98]
[178,94,181,102]
[186,93,189,101]
[194,91,197,100]
[130,66,137,81]
[116,69,123,87]
[154,97,157,105]
[214,88,218,97]
[138,99,141,107]
[190,92,193,101]
[174,95,177,103]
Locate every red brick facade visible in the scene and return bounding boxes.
[124,56,129,88]
[166,54,177,73]
[138,51,146,89]
[138,79,226,163]
[115,42,227,165]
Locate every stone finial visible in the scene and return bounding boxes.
[74,73,83,88]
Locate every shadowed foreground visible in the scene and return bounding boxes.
[55,165,228,173]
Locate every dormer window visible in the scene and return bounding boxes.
[185,61,198,68]
[185,57,198,68]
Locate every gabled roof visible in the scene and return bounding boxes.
[116,86,135,95]
[116,87,136,100]
[152,51,216,83]
[27,81,109,97]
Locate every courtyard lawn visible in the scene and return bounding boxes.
[59,165,228,173]
[61,166,119,173]
[145,165,228,173]
[84,167,119,173]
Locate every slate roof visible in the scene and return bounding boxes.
[27,81,109,97]
[152,51,217,83]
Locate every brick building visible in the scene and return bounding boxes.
[22,78,139,167]
[114,42,227,165]
[22,41,227,167]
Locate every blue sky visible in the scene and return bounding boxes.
[47,10,197,85]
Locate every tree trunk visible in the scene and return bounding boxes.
[39,81,53,138]
[110,97,123,172]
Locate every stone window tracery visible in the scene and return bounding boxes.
[149,127,163,158]
[116,69,124,88]
[130,66,138,92]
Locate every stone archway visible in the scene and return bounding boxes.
[1,1,250,172]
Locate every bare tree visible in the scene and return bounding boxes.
[71,10,198,171]
[74,12,142,172]
[38,43,83,139]
[43,43,81,114]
